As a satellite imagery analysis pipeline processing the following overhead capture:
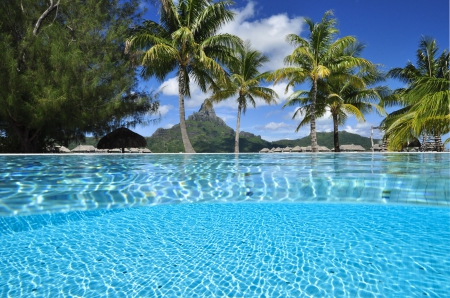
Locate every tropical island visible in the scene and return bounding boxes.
[0,0,448,153]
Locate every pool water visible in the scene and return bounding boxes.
[0,153,449,297]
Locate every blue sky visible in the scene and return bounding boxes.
[134,0,449,144]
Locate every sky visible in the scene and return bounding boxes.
[133,0,449,144]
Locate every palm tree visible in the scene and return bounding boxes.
[207,41,278,153]
[126,0,242,153]
[382,37,449,151]
[269,10,373,152]
[284,79,386,152]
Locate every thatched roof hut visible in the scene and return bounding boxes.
[291,146,302,152]
[318,146,331,152]
[97,127,147,153]
[56,146,71,153]
[72,145,96,153]
[259,148,270,153]
[340,144,365,152]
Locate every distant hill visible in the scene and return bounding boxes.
[146,104,379,152]
[146,103,271,153]
[71,104,379,152]
[271,131,377,151]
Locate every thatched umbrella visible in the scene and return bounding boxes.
[57,146,71,153]
[340,144,365,152]
[72,145,96,153]
[97,127,147,153]
[318,146,331,152]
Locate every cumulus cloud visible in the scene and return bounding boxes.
[256,122,295,131]
[158,77,210,108]
[158,105,172,116]
[343,122,382,138]
[219,1,303,71]
[163,123,175,129]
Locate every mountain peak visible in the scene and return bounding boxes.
[187,101,227,126]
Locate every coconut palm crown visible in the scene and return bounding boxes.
[269,10,374,152]
[382,36,449,150]
[126,0,243,153]
[207,41,278,153]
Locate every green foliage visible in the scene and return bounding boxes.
[269,11,374,152]
[126,0,242,153]
[383,37,449,151]
[0,0,159,153]
[207,40,278,152]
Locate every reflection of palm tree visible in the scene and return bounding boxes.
[126,0,242,153]
[208,41,278,153]
[269,11,373,152]
[283,43,386,152]
[382,37,449,150]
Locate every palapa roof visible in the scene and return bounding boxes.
[318,146,331,152]
[291,146,302,152]
[97,127,147,150]
[273,147,283,152]
[72,145,96,153]
[57,146,71,153]
[340,144,365,151]
[259,148,270,153]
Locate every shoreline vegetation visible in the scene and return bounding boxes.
[0,1,448,154]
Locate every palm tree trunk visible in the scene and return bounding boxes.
[178,70,196,153]
[310,78,319,152]
[235,104,242,153]
[333,113,340,152]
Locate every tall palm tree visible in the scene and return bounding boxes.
[283,42,386,152]
[382,37,449,150]
[126,0,242,153]
[269,10,373,152]
[207,41,278,153]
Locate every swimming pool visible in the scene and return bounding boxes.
[0,153,449,297]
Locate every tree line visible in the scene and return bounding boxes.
[1,0,448,153]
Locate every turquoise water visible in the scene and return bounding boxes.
[0,153,449,297]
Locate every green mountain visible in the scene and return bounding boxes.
[146,103,271,153]
[146,104,379,152]
[71,104,379,152]
[271,131,377,150]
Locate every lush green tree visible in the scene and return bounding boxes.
[126,0,242,153]
[269,10,373,152]
[382,37,449,151]
[207,41,278,153]
[0,0,159,153]
[284,43,387,152]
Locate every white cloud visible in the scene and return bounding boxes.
[219,1,303,71]
[158,77,178,96]
[343,122,382,138]
[256,121,294,131]
[163,123,175,129]
[158,77,211,108]
[216,113,236,123]
[158,105,172,116]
